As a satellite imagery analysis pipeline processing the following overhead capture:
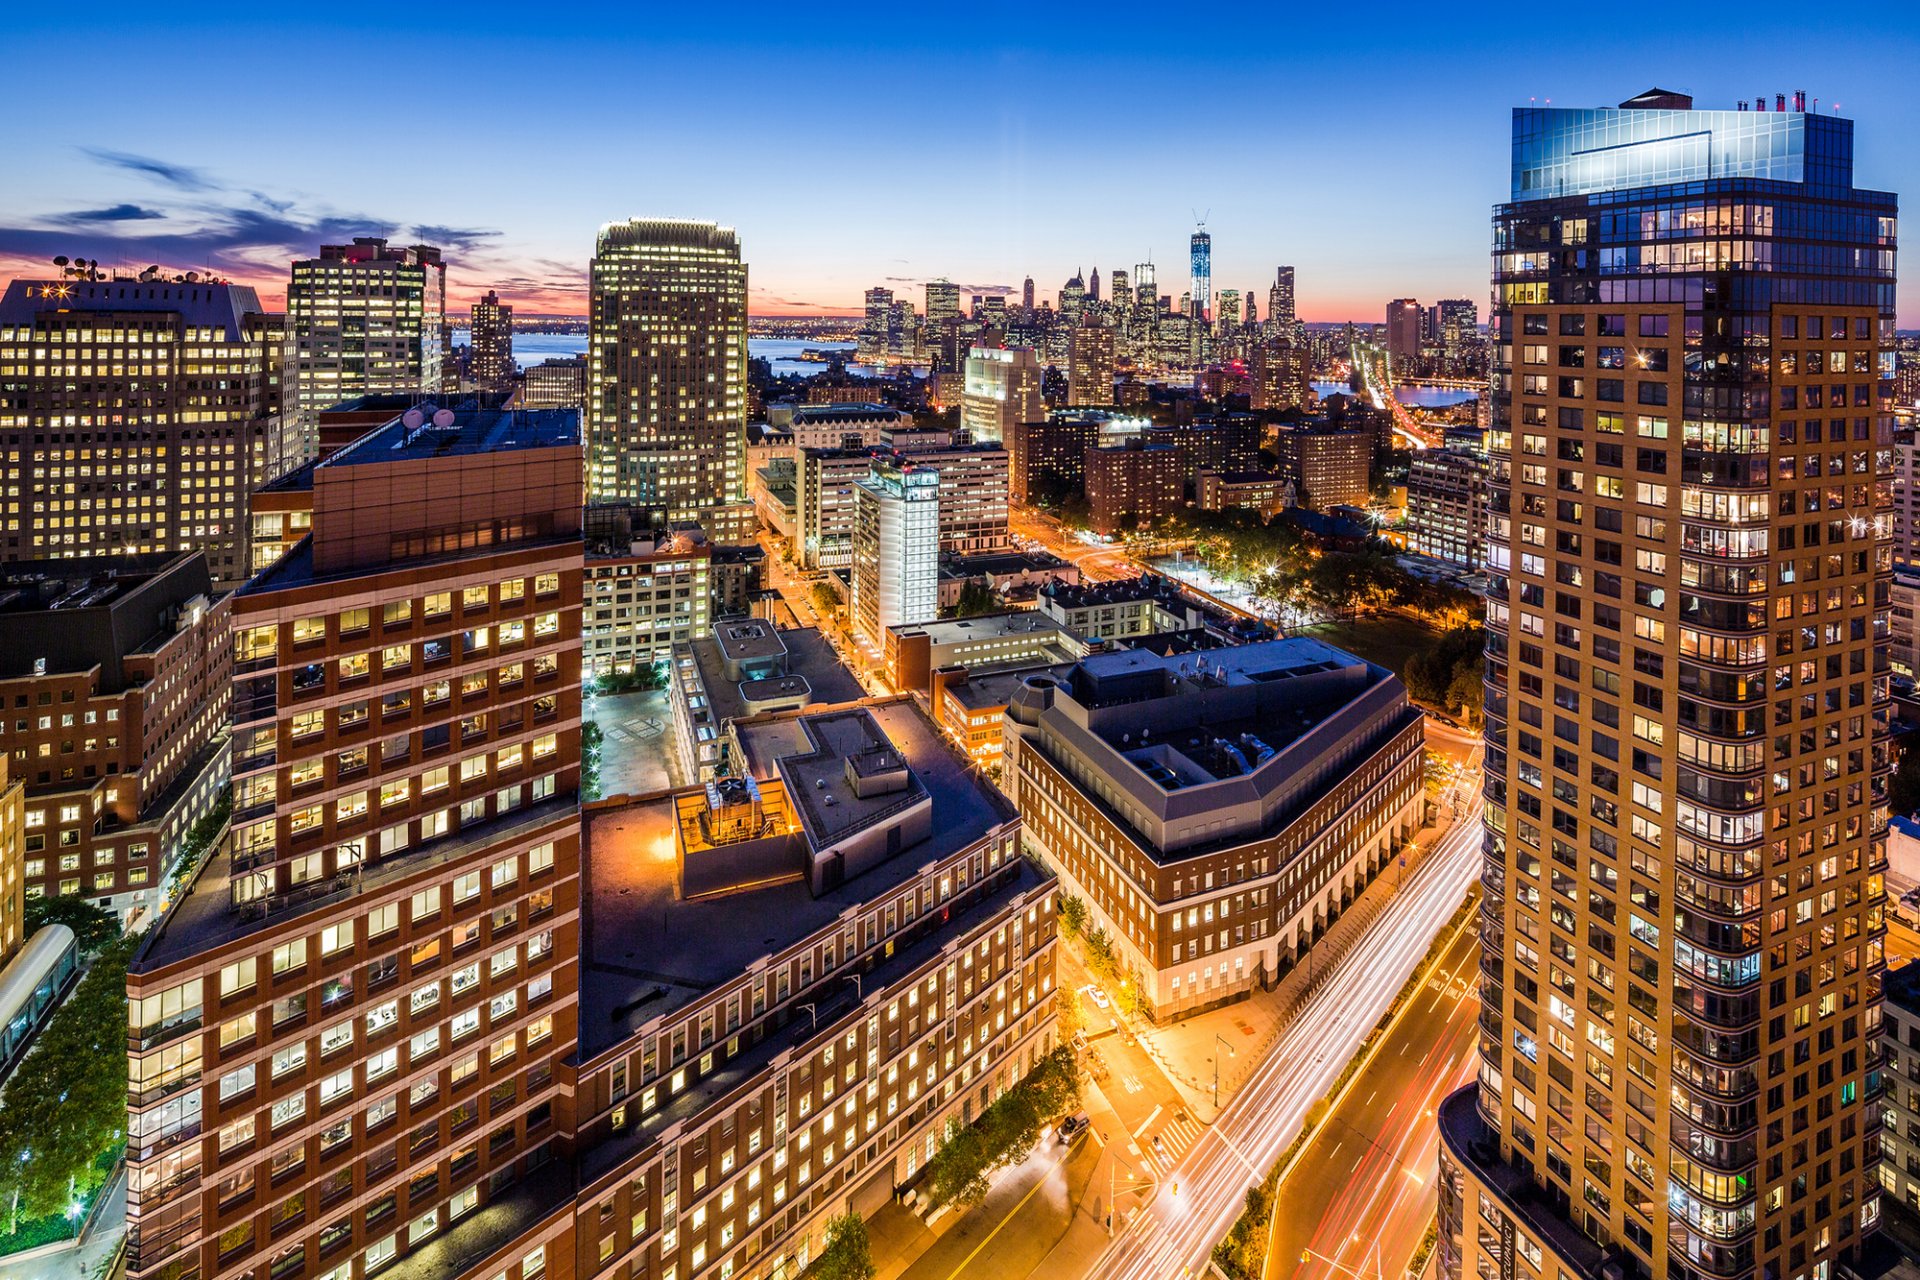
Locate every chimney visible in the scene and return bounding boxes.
[1756,90,1768,110]
[1775,93,1787,113]
[1793,90,1806,112]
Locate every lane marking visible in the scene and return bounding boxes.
[1131,1104,1163,1139]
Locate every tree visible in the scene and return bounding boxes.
[1056,893,1089,940]
[810,581,841,620]
[804,1212,874,1280]
[0,935,134,1229]
[22,896,118,954]
[953,579,999,618]
[918,1047,1081,1209]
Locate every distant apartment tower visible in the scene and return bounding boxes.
[1085,438,1182,536]
[1248,336,1309,411]
[125,406,585,1280]
[859,287,893,361]
[1067,324,1117,406]
[519,356,588,411]
[288,238,447,460]
[1271,424,1371,509]
[924,279,961,323]
[961,341,1046,445]
[0,551,231,915]
[1216,289,1241,330]
[1005,639,1424,1018]
[1403,445,1487,569]
[588,219,749,526]
[470,291,515,393]
[1439,90,1898,1280]
[1384,298,1422,366]
[851,459,940,651]
[1431,298,1477,361]
[1268,267,1297,342]
[0,277,291,586]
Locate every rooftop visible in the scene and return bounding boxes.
[715,618,788,663]
[943,662,1075,713]
[791,403,901,423]
[0,552,217,682]
[0,278,265,339]
[892,609,1075,648]
[579,698,1015,1053]
[326,408,580,466]
[686,625,864,728]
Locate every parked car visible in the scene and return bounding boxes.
[1082,984,1111,1010]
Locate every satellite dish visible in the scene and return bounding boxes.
[432,409,456,428]
[402,409,425,429]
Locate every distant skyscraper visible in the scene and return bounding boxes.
[1111,268,1133,317]
[1060,270,1087,324]
[1067,324,1117,406]
[470,289,515,392]
[1268,266,1297,341]
[860,286,894,359]
[962,340,1046,444]
[588,218,748,523]
[851,458,940,649]
[288,236,445,459]
[1217,289,1241,329]
[925,278,961,323]
[1384,298,1422,364]
[1432,298,1478,360]
[1439,87,1898,1280]
[0,275,290,585]
[1245,292,1259,327]
[1189,226,1212,326]
[1088,266,1101,302]
[1022,275,1036,315]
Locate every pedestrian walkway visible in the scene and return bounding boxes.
[1124,804,1466,1123]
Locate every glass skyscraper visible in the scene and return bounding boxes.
[1189,227,1211,326]
[1439,88,1897,1280]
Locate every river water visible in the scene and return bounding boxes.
[452,332,869,379]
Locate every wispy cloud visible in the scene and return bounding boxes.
[64,204,165,223]
[79,149,214,191]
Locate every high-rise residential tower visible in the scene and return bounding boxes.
[1268,266,1297,342]
[925,278,960,323]
[587,220,748,527]
[0,276,291,585]
[1189,227,1211,327]
[470,290,515,393]
[1067,324,1117,406]
[1438,89,1899,1280]
[1022,276,1036,316]
[850,459,939,651]
[288,238,446,461]
[1384,297,1422,365]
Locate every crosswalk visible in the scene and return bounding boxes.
[1131,1113,1203,1175]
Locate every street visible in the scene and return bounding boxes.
[1264,907,1482,1280]
[1009,508,1140,584]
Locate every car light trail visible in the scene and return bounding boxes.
[1083,791,1484,1280]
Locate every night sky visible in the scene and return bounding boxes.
[4,0,1916,321]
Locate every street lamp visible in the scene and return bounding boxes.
[1211,1033,1236,1107]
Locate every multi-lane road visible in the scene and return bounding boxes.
[1082,790,1484,1280]
[1264,905,1482,1279]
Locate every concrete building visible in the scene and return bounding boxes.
[574,697,1056,1280]
[1441,89,1897,1280]
[884,609,1088,698]
[797,437,1008,570]
[288,238,447,463]
[935,550,1078,611]
[1267,267,1297,344]
[1878,964,1920,1217]
[1271,424,1372,510]
[1085,439,1182,536]
[127,406,586,1280]
[0,551,232,917]
[1141,416,1263,486]
[1896,428,1919,563]
[667,620,864,782]
[1005,411,1145,506]
[1004,639,1424,1019]
[587,220,748,528]
[0,277,292,586]
[1384,298,1422,367]
[520,357,587,411]
[583,518,712,679]
[1893,564,1920,681]
[1403,446,1488,569]
[1248,336,1309,411]
[471,292,515,394]
[961,342,1045,445]
[851,461,940,652]
[1196,471,1289,519]
[1067,325,1117,406]
[786,403,901,452]
[1035,574,1262,645]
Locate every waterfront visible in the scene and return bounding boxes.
[453,332,873,378]
[1310,378,1478,408]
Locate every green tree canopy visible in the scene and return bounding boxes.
[804,1212,874,1280]
[22,897,119,954]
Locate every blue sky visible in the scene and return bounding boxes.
[4,1,1916,320]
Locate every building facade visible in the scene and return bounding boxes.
[0,551,232,916]
[584,524,712,679]
[126,406,586,1280]
[960,343,1045,445]
[1067,325,1116,407]
[1085,440,1182,536]
[520,359,588,412]
[0,277,292,586]
[470,293,515,395]
[1271,425,1372,510]
[288,240,447,464]
[851,462,940,652]
[1440,89,1899,1280]
[587,221,748,526]
[1404,446,1489,570]
[1004,640,1424,1019]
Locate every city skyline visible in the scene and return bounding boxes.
[5,3,1919,322]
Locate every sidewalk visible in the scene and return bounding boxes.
[1125,801,1467,1123]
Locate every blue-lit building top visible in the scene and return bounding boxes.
[1189,229,1211,324]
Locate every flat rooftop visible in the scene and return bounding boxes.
[326,408,579,465]
[579,698,1015,1054]
[939,550,1073,578]
[944,662,1075,712]
[688,626,864,727]
[757,708,924,846]
[0,553,191,616]
[892,609,1074,648]
[715,618,788,663]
